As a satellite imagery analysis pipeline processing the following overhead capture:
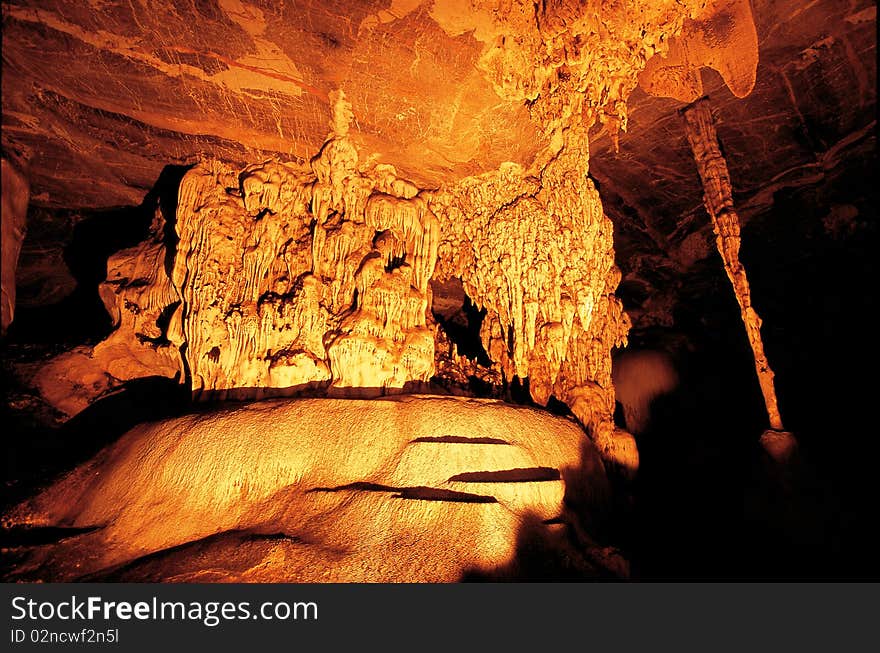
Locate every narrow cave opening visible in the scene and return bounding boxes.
[8,204,147,345]
[430,277,492,367]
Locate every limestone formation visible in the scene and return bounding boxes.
[639,0,760,102]
[167,92,440,399]
[0,0,874,586]
[49,89,629,474]
[4,396,621,582]
[432,128,631,466]
[94,206,182,384]
[2,0,743,209]
[8,0,784,466]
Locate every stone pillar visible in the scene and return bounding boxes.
[681,98,785,433]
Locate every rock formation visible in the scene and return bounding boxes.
[682,98,784,432]
[4,0,785,475]
[166,91,441,399]
[4,396,621,582]
[639,0,759,103]
[1,0,755,209]
[2,0,874,584]
[1,156,29,335]
[432,129,630,464]
[39,84,637,474]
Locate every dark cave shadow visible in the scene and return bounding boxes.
[7,165,191,345]
[1,376,190,513]
[460,438,625,581]
[431,289,492,367]
[624,356,763,580]
[0,524,102,548]
[447,467,560,483]
[622,347,848,580]
[306,482,497,504]
[190,379,443,404]
[61,375,191,451]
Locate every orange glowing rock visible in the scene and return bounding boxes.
[638,0,759,102]
[32,90,631,468]
[682,98,784,432]
[10,0,754,469]
[4,396,619,582]
[2,0,712,208]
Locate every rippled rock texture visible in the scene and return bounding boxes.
[3,396,621,582]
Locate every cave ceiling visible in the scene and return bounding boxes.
[1,0,876,329]
[588,0,876,329]
[3,0,554,206]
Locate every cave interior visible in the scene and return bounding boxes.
[0,0,876,581]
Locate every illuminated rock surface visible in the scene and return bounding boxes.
[1,0,876,581]
[3,396,621,582]
[2,0,750,207]
[20,82,633,470]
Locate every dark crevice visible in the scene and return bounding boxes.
[0,525,103,547]
[306,482,497,503]
[306,481,396,493]
[430,277,492,366]
[393,487,497,503]
[8,164,190,345]
[410,435,510,445]
[448,467,561,483]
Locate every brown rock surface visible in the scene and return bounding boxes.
[1,157,29,334]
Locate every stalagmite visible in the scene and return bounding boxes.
[682,98,792,450]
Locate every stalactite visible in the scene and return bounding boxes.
[75,94,629,454]
[432,128,632,469]
[682,97,786,434]
[11,0,772,458]
[143,90,441,398]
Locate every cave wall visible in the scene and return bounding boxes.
[1,157,29,335]
[2,0,743,209]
